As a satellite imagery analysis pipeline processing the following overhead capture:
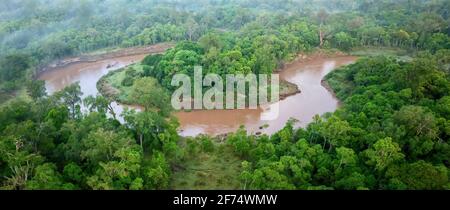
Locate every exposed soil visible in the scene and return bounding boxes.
[38,45,357,137]
[36,42,174,77]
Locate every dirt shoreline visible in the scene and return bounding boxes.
[39,43,357,137]
[97,49,350,109]
[276,49,349,72]
[35,42,174,78]
[98,68,302,106]
[276,49,352,99]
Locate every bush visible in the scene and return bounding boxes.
[122,76,135,87]
[200,137,215,153]
[125,68,138,77]
[142,54,163,66]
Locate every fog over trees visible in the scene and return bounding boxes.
[0,0,449,190]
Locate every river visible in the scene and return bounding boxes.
[38,47,357,137]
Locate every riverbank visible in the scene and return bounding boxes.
[97,49,350,107]
[349,46,413,61]
[98,67,302,106]
[38,44,357,137]
[97,63,302,107]
[97,63,143,105]
[175,55,357,137]
[36,43,174,78]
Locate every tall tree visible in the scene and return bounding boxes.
[55,82,82,119]
[364,137,405,171]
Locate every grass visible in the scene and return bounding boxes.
[99,62,301,106]
[85,46,123,56]
[324,65,354,101]
[350,46,413,61]
[170,139,243,190]
[279,80,300,98]
[98,63,145,104]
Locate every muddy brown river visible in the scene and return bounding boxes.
[38,49,357,137]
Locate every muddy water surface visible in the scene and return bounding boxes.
[39,49,356,137]
[177,56,357,136]
[39,54,147,96]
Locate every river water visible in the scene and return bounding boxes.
[38,51,357,137]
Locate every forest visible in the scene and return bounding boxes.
[0,0,449,190]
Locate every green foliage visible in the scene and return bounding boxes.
[144,151,171,190]
[234,51,450,190]
[129,77,171,114]
[26,80,46,100]
[386,161,448,190]
[0,54,30,82]
[363,138,404,171]
[1,0,450,190]
[333,32,355,51]
[0,54,31,92]
[121,76,135,87]
[171,139,243,190]
[54,83,82,119]
[25,163,72,190]
[63,163,84,184]
[81,128,134,165]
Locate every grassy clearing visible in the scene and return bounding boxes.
[350,46,413,61]
[98,63,145,104]
[85,46,123,56]
[99,62,301,105]
[171,138,243,190]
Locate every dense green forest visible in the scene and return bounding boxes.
[0,0,450,190]
[2,0,449,94]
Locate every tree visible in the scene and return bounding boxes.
[81,128,134,165]
[142,54,164,79]
[26,163,75,190]
[333,32,354,51]
[63,162,84,185]
[83,95,117,119]
[185,17,199,41]
[227,127,253,157]
[86,146,143,190]
[142,54,164,67]
[386,161,448,190]
[199,33,223,52]
[334,172,367,190]
[26,80,47,100]
[130,77,171,115]
[436,96,450,119]
[364,137,404,171]
[55,82,82,119]
[0,54,30,82]
[144,151,170,189]
[335,147,357,171]
[280,156,313,187]
[239,161,253,190]
[123,110,168,152]
[426,33,450,53]
[392,29,411,47]
[317,116,353,151]
[253,47,277,74]
[394,105,439,156]
[1,151,44,190]
[246,165,296,190]
[316,9,329,48]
